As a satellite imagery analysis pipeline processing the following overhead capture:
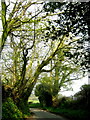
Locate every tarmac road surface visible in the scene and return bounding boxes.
[27,108,69,120]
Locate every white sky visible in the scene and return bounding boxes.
[61,75,88,96]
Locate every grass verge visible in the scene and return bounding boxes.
[42,106,89,120]
[29,103,41,108]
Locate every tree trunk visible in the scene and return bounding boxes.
[0,1,10,53]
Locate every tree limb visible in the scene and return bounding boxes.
[0,0,8,54]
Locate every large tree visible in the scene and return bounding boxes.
[1,1,85,106]
[1,0,47,103]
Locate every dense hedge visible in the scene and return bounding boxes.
[2,97,23,120]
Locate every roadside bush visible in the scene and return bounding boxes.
[52,97,60,107]
[38,91,52,107]
[18,100,31,117]
[2,97,23,120]
[55,96,73,108]
[74,84,90,109]
[35,84,52,107]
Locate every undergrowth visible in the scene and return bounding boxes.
[2,97,31,120]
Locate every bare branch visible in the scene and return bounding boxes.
[8,1,17,21]
[5,64,14,74]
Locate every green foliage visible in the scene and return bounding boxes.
[52,96,73,108]
[35,83,51,97]
[18,100,31,117]
[39,91,52,107]
[37,76,59,97]
[35,83,52,107]
[74,84,90,109]
[2,97,31,119]
[80,84,90,92]
[2,97,23,120]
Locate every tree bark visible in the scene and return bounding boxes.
[0,0,8,53]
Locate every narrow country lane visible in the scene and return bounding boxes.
[26,108,70,120]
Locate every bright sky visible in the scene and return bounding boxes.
[61,75,88,96]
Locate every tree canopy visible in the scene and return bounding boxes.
[1,1,89,106]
